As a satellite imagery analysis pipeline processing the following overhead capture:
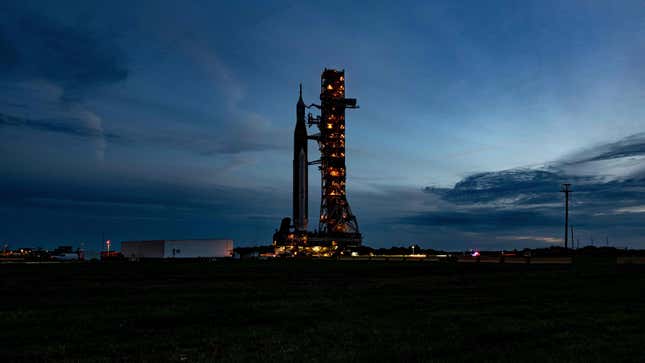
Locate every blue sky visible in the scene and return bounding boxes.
[1,0,645,251]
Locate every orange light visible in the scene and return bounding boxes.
[327,123,333,129]
[327,84,333,90]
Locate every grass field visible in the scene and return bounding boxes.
[1,260,644,362]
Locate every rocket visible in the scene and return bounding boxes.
[293,84,308,231]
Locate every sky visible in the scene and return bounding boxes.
[1,0,645,251]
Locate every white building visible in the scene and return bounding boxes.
[121,239,233,259]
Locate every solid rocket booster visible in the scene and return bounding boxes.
[293,84,308,231]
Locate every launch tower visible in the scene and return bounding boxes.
[310,69,360,236]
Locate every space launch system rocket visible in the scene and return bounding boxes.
[293,84,308,231]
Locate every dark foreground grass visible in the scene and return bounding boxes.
[1,260,644,362]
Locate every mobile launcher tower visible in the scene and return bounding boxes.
[273,69,362,256]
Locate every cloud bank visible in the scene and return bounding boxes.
[394,133,645,248]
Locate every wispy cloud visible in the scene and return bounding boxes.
[0,110,287,156]
[506,236,562,244]
[0,112,119,141]
[556,133,645,180]
[560,132,645,166]
[614,205,645,214]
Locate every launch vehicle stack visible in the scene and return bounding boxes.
[273,69,362,256]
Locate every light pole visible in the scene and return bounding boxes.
[560,184,572,249]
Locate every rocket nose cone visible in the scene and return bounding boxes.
[297,83,305,105]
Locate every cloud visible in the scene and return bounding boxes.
[434,168,569,205]
[613,205,645,214]
[506,236,562,244]
[0,112,120,141]
[0,81,112,160]
[0,109,286,156]
[561,132,645,165]
[400,209,560,231]
[394,133,645,247]
[0,8,130,160]
[0,172,289,249]
[0,10,128,89]
[130,112,288,155]
[556,133,645,180]
[0,11,287,158]
[171,36,289,154]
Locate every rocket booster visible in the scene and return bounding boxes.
[293,84,308,231]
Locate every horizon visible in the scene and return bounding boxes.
[2,0,645,251]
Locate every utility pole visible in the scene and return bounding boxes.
[570,226,574,250]
[560,183,572,249]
